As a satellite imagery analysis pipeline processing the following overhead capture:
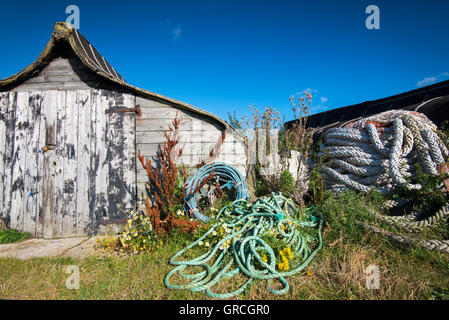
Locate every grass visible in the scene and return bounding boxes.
[0,229,31,244]
[1,191,449,300]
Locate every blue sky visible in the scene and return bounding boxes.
[1,0,449,123]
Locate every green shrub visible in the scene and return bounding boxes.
[254,162,270,197]
[279,170,295,194]
[306,146,328,206]
[0,229,31,244]
[392,162,449,217]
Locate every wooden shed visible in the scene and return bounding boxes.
[0,22,246,238]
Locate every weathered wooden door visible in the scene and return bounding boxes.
[0,90,136,238]
[89,90,137,235]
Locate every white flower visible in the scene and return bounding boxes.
[198,241,203,246]
[212,231,217,236]
[205,242,210,247]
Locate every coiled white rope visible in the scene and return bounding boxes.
[318,110,447,194]
[317,110,449,253]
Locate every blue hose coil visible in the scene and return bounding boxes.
[183,162,250,222]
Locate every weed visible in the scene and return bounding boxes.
[279,170,295,195]
[0,229,31,244]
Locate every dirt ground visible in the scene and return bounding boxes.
[0,237,102,259]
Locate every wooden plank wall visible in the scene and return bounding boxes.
[0,89,136,237]
[12,56,98,92]
[0,95,6,219]
[135,96,247,202]
[9,92,29,231]
[0,93,16,223]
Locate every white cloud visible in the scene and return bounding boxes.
[172,25,182,40]
[416,76,437,87]
[416,72,449,87]
[320,96,328,104]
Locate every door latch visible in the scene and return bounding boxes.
[41,145,56,153]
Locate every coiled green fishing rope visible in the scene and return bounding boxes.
[164,192,323,298]
[183,162,250,222]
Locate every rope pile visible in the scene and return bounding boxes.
[319,110,448,194]
[165,193,323,298]
[183,162,250,222]
[318,110,449,253]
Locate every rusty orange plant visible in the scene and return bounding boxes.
[138,112,198,234]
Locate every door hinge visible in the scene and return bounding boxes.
[105,105,141,116]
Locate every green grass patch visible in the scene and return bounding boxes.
[0,229,31,244]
